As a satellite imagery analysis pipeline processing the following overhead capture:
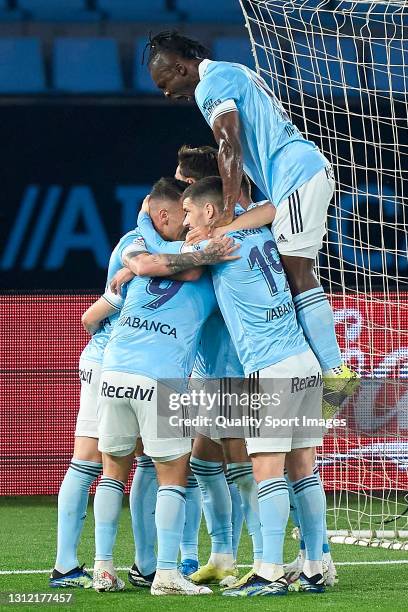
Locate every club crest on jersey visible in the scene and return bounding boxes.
[291,372,323,393]
[132,236,146,248]
[119,315,177,338]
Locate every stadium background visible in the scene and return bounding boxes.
[0,0,407,504]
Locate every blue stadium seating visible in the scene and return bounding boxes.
[18,0,99,22]
[290,34,361,99]
[369,40,408,96]
[98,0,178,22]
[133,37,160,94]
[53,38,123,93]
[213,36,287,95]
[0,38,45,92]
[213,37,254,68]
[175,0,243,24]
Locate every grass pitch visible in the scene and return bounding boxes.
[1,496,408,611]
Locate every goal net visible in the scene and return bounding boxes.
[240,0,408,544]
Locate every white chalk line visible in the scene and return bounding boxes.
[1,560,408,575]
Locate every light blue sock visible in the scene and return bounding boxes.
[292,474,325,561]
[180,475,202,562]
[314,465,330,553]
[285,472,305,551]
[55,459,102,573]
[226,475,244,560]
[94,476,125,561]
[156,486,186,570]
[228,463,262,562]
[130,455,158,575]
[257,478,289,564]
[190,457,232,555]
[293,286,342,371]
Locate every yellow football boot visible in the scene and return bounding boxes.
[189,563,239,585]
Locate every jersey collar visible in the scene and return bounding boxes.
[198,59,213,80]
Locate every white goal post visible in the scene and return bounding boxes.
[239,0,408,544]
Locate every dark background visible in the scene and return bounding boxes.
[0,98,406,291]
[0,101,211,289]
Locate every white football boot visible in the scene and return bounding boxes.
[151,569,213,595]
[93,563,125,593]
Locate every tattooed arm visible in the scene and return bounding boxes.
[123,236,240,277]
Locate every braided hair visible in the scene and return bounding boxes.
[146,31,210,66]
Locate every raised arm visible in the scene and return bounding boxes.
[212,111,243,224]
[185,202,276,245]
[212,202,276,236]
[123,236,240,278]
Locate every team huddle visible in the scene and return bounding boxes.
[49,31,359,597]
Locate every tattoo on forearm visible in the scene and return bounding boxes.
[154,242,226,274]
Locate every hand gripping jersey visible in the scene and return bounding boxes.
[195,59,328,206]
[101,230,217,383]
[80,230,143,364]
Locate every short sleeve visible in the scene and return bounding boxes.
[247,200,270,210]
[119,234,147,264]
[195,68,239,128]
[102,286,124,310]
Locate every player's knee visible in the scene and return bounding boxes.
[73,436,101,463]
[154,452,190,486]
[250,452,285,483]
[192,434,224,462]
[101,449,134,483]
[286,447,315,481]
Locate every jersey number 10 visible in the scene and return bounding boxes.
[248,240,283,296]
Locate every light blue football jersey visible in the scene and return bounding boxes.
[195,59,328,206]
[80,230,143,364]
[137,211,308,375]
[137,212,244,379]
[192,309,244,379]
[102,233,217,382]
[208,227,308,374]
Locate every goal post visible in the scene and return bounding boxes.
[239,0,408,543]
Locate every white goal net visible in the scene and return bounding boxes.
[240,0,408,544]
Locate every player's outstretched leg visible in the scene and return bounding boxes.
[50,439,102,589]
[179,474,202,576]
[188,455,237,585]
[128,454,158,588]
[151,454,212,596]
